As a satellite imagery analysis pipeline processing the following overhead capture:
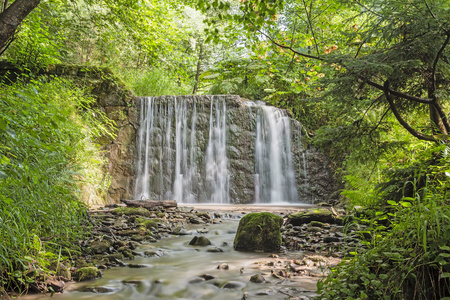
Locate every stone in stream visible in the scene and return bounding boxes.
[207,247,224,253]
[234,212,283,252]
[249,273,266,283]
[75,267,102,281]
[217,263,229,270]
[221,281,245,289]
[188,236,212,246]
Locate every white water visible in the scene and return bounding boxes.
[205,98,229,204]
[134,96,304,204]
[254,105,298,203]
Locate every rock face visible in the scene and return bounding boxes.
[134,95,338,204]
[234,212,283,252]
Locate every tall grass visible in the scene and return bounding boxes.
[0,78,112,294]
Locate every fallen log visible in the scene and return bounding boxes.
[120,199,177,209]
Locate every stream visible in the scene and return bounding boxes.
[23,215,322,300]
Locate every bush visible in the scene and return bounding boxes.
[317,150,450,299]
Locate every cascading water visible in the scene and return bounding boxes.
[254,105,298,203]
[134,95,308,204]
[205,98,229,203]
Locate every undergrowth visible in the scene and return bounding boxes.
[0,77,113,296]
[317,147,450,299]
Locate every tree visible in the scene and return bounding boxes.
[0,0,40,55]
[198,0,450,143]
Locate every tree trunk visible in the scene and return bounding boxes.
[0,0,40,55]
[121,199,178,209]
[192,42,203,94]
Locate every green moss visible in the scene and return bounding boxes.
[76,267,102,281]
[140,219,161,230]
[112,207,152,217]
[234,212,283,252]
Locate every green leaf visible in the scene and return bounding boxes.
[441,273,450,278]
[0,118,7,131]
[387,200,397,206]
[399,201,412,207]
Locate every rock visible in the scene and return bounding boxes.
[131,234,145,242]
[207,247,224,253]
[75,267,102,281]
[196,212,212,220]
[323,236,340,243]
[309,221,324,227]
[178,206,194,213]
[217,263,229,270]
[89,240,111,254]
[79,286,117,293]
[106,253,125,260]
[144,250,164,257]
[249,273,265,283]
[189,217,205,224]
[306,226,322,233]
[47,280,65,293]
[199,274,215,280]
[222,281,245,289]
[287,208,340,225]
[234,212,283,252]
[188,236,212,246]
[171,226,191,235]
[128,264,147,268]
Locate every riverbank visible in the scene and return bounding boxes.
[13,203,357,300]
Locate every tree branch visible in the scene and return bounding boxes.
[431,32,450,94]
[364,77,433,103]
[383,81,437,143]
[255,27,323,61]
[302,0,320,58]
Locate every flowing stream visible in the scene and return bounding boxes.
[24,217,319,300]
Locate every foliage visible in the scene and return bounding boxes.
[317,148,450,299]
[0,78,111,294]
[116,68,192,96]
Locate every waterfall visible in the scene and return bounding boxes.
[254,105,298,203]
[134,95,307,204]
[205,98,229,203]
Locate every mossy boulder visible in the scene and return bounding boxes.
[189,236,212,246]
[88,240,111,254]
[75,267,102,281]
[112,207,152,218]
[287,208,340,225]
[234,212,283,252]
[140,219,161,230]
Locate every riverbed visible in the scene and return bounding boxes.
[20,204,341,300]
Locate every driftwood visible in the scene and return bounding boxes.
[121,199,177,209]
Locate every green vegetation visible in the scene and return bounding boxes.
[0,78,112,294]
[1,0,449,298]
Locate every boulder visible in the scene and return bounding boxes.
[88,240,111,254]
[287,208,340,225]
[75,267,102,281]
[234,212,283,252]
[188,236,212,246]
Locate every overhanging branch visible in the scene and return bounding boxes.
[383,81,437,143]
